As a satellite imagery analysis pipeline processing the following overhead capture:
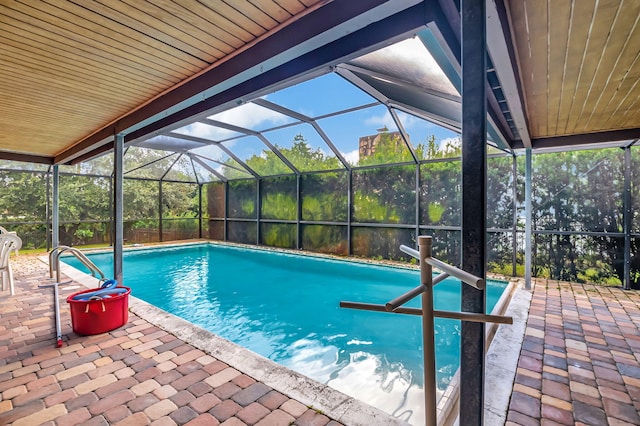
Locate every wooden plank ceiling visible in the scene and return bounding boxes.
[0,0,322,159]
[507,0,640,142]
[2,0,640,161]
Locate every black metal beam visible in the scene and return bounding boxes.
[493,0,531,136]
[624,146,631,290]
[437,0,461,49]
[529,128,640,149]
[113,134,124,286]
[460,0,487,425]
[0,151,53,164]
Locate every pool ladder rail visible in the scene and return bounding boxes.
[40,246,106,348]
[340,235,513,426]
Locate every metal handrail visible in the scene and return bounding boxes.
[340,235,513,426]
[400,245,485,289]
[49,245,105,283]
[43,246,106,348]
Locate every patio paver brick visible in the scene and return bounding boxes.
[0,256,348,426]
[507,278,640,426]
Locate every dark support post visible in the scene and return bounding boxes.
[109,178,113,246]
[257,179,262,245]
[159,181,164,242]
[624,146,631,290]
[297,175,302,250]
[224,182,229,241]
[198,184,203,239]
[416,165,421,241]
[347,170,353,256]
[114,134,124,285]
[460,0,486,424]
[525,148,532,289]
[512,155,518,276]
[52,165,59,249]
[46,167,51,251]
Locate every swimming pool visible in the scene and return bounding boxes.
[63,243,508,424]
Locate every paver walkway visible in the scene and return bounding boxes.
[506,279,640,426]
[0,255,346,426]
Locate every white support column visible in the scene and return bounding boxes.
[114,134,124,285]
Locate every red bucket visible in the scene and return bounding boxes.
[66,286,131,335]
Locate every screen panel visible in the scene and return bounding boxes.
[301,224,348,256]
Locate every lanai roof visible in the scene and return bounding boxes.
[1,0,639,169]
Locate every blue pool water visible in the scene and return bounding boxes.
[64,243,507,423]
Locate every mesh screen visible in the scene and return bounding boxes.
[163,155,198,182]
[260,223,296,248]
[419,230,460,267]
[352,227,415,261]
[300,172,348,222]
[532,149,623,232]
[228,180,257,219]
[419,161,460,226]
[632,147,640,233]
[228,221,257,244]
[124,220,160,244]
[163,218,199,240]
[208,220,224,240]
[301,224,348,255]
[59,175,111,221]
[13,224,48,250]
[630,237,640,289]
[261,176,296,220]
[161,182,198,218]
[487,155,515,229]
[57,222,110,247]
[124,179,158,220]
[487,231,516,275]
[0,170,48,223]
[206,182,225,218]
[352,165,416,224]
[532,233,624,285]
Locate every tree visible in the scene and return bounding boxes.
[531,149,623,284]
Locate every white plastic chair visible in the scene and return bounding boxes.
[0,234,21,295]
[0,226,20,256]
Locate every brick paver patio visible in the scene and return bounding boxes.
[0,255,347,426]
[506,279,640,426]
[2,255,640,425]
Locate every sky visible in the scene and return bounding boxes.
[173,38,461,169]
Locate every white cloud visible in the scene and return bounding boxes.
[177,122,229,141]
[191,145,225,162]
[364,110,394,129]
[439,136,461,152]
[395,110,432,131]
[342,149,359,165]
[209,102,287,131]
[175,101,288,141]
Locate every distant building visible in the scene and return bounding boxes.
[358,128,406,158]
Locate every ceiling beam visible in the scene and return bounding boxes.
[0,151,53,164]
[528,128,640,150]
[486,0,531,147]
